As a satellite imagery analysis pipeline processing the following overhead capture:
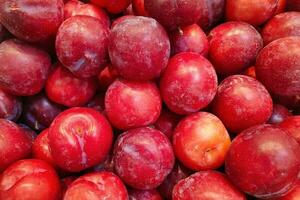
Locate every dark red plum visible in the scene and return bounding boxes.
[90,0,131,14]
[109,16,170,81]
[262,12,300,45]
[132,0,148,16]
[0,39,51,96]
[45,64,97,107]
[208,22,263,76]
[170,24,209,56]
[0,89,22,121]
[287,0,300,11]
[56,16,109,78]
[105,79,162,130]
[268,104,292,124]
[129,189,162,200]
[160,52,218,115]
[113,127,174,190]
[256,37,300,97]
[212,75,273,133]
[22,93,65,131]
[173,171,246,200]
[48,107,113,172]
[279,116,300,145]
[0,0,64,42]
[225,125,300,199]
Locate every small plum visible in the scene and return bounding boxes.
[173,171,246,200]
[105,79,162,130]
[212,75,273,133]
[48,107,113,172]
[90,0,131,14]
[0,89,22,121]
[113,127,174,190]
[225,125,300,199]
[279,116,300,145]
[45,64,97,107]
[160,52,218,115]
[268,104,292,124]
[64,172,128,200]
[56,16,109,78]
[129,189,162,200]
[109,16,170,81]
[0,39,51,96]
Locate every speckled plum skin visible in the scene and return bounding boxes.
[173,171,246,200]
[0,119,32,172]
[158,163,191,200]
[48,107,113,172]
[144,0,203,30]
[212,75,273,133]
[262,12,300,45]
[105,79,162,130]
[64,0,110,27]
[22,93,65,131]
[129,189,162,200]
[268,104,292,124]
[274,180,300,200]
[170,24,209,56]
[197,0,225,31]
[32,129,57,168]
[0,159,61,200]
[45,64,97,107]
[113,127,175,190]
[160,52,217,115]
[0,89,22,121]
[0,0,63,42]
[225,125,300,199]
[0,39,51,96]
[64,172,128,200]
[173,112,231,171]
[226,0,279,26]
[56,16,109,78]
[90,0,131,14]
[208,22,263,76]
[256,37,300,97]
[279,116,300,145]
[109,16,170,81]
[287,0,300,11]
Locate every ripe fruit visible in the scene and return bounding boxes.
[268,104,292,124]
[129,189,162,200]
[0,89,22,121]
[48,107,113,172]
[279,116,300,144]
[160,52,218,115]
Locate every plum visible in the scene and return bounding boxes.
[85,94,105,113]
[90,0,131,14]
[129,189,162,200]
[132,0,148,16]
[109,16,170,81]
[0,89,22,121]
[268,104,292,124]
[225,124,300,199]
[113,127,174,190]
[160,52,218,115]
[279,116,300,145]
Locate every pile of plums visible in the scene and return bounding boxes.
[1,0,300,199]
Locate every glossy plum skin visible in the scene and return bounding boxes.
[262,12,300,45]
[0,89,22,121]
[0,159,61,200]
[32,129,57,168]
[22,93,65,131]
[173,112,231,171]
[279,116,300,144]
[226,0,279,26]
[48,107,113,172]
[64,172,128,200]
[64,0,110,27]
[173,171,246,200]
[212,75,273,133]
[154,108,181,139]
[287,0,300,11]
[129,189,162,200]
[90,0,131,14]
[144,0,203,30]
[109,16,170,81]
[268,104,292,124]
[113,127,175,190]
[225,125,300,199]
[0,39,51,96]
[170,24,209,56]
[197,0,225,31]
[208,22,263,76]
[97,64,119,91]
[0,0,63,42]
[273,180,300,200]
[256,37,300,96]
[158,163,191,200]
[0,119,33,172]
[105,79,162,130]
[45,64,97,107]
[56,16,109,78]
[160,52,218,115]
